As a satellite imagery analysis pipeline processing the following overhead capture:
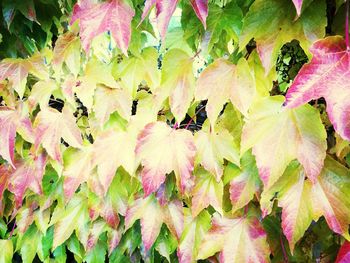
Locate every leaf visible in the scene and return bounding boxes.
[336,241,350,263]
[195,58,256,126]
[50,194,89,250]
[260,162,314,253]
[28,80,57,110]
[0,239,13,263]
[195,59,235,126]
[292,0,303,16]
[63,146,93,199]
[113,47,160,97]
[34,106,82,163]
[76,57,119,111]
[16,225,42,263]
[284,36,350,141]
[125,195,184,251]
[52,31,81,77]
[190,0,208,29]
[0,106,34,167]
[204,2,243,54]
[92,129,136,194]
[239,0,326,73]
[229,151,261,213]
[177,209,211,263]
[157,49,195,122]
[311,156,350,239]
[2,0,37,28]
[136,121,196,196]
[191,168,223,217]
[241,96,327,188]
[140,0,179,40]
[8,154,47,207]
[197,213,270,262]
[93,85,132,125]
[71,0,135,55]
[195,127,240,181]
[0,54,48,98]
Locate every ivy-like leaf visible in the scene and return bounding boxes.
[136,122,196,196]
[190,0,208,29]
[197,213,270,262]
[157,49,195,122]
[241,96,327,188]
[195,127,240,181]
[311,156,350,239]
[336,241,350,263]
[284,36,350,141]
[0,106,34,167]
[239,0,326,73]
[191,169,223,217]
[177,209,211,263]
[71,0,135,55]
[125,195,184,251]
[8,154,47,207]
[34,106,83,163]
[0,54,48,98]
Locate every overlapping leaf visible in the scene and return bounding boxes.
[241,96,327,188]
[71,0,135,55]
[136,121,196,196]
[284,36,350,141]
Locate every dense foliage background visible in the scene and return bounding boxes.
[0,0,350,262]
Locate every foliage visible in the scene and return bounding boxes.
[0,0,350,262]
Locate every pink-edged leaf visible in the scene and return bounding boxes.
[0,55,48,98]
[292,0,303,16]
[260,162,315,253]
[0,164,12,213]
[241,96,327,188]
[63,146,93,199]
[8,154,47,207]
[34,106,82,163]
[92,130,136,195]
[177,209,211,263]
[0,106,34,167]
[71,0,135,55]
[229,152,261,213]
[108,229,121,255]
[125,195,163,250]
[190,0,208,28]
[191,169,223,217]
[125,196,184,251]
[197,213,270,262]
[162,199,184,240]
[311,156,350,239]
[140,0,179,40]
[336,241,350,263]
[284,36,350,141]
[136,122,196,196]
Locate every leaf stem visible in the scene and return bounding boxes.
[183,105,206,130]
[280,234,289,263]
[346,0,349,50]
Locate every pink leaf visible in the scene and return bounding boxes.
[136,122,196,196]
[71,0,135,55]
[8,154,47,207]
[140,0,179,40]
[336,241,350,263]
[190,0,208,28]
[292,0,303,16]
[284,36,350,141]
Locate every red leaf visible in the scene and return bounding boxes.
[336,241,350,263]
[284,36,350,141]
[71,0,135,55]
[190,0,208,29]
[8,154,47,207]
